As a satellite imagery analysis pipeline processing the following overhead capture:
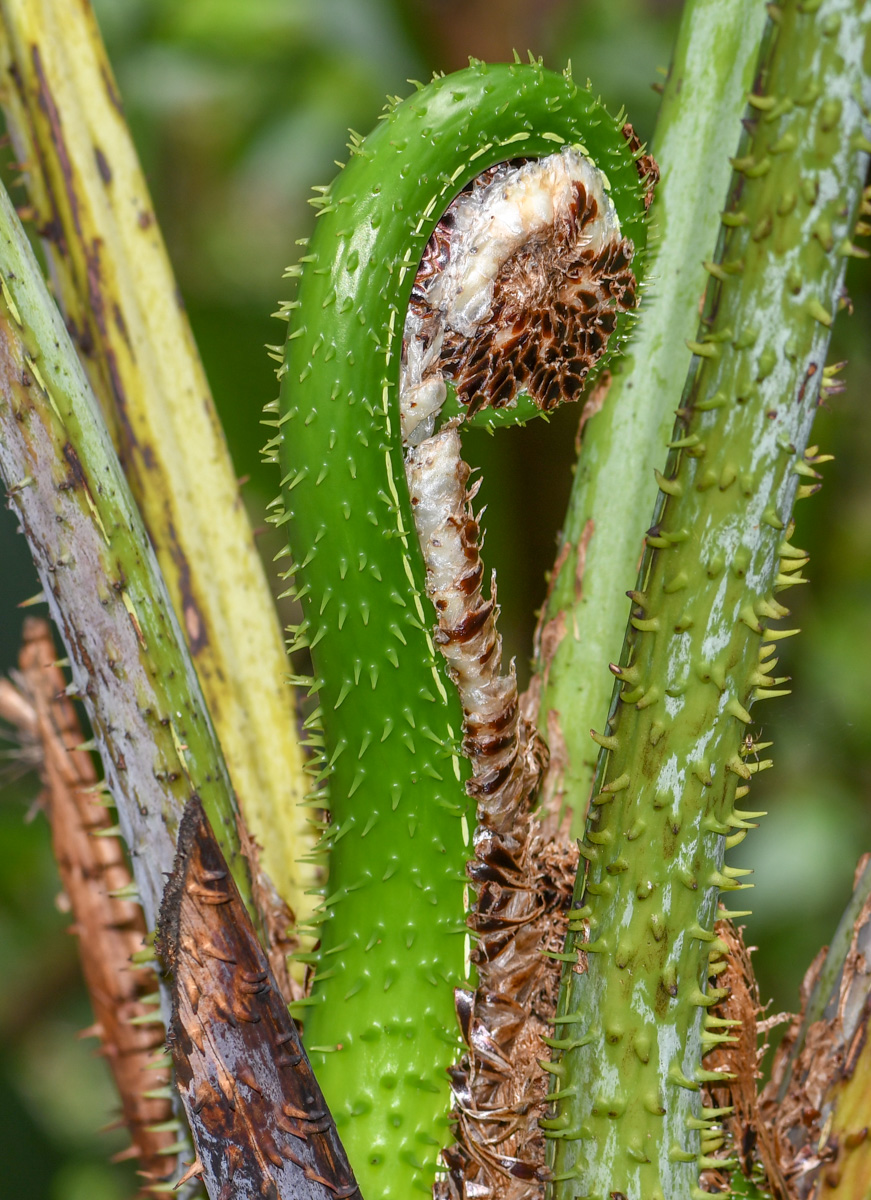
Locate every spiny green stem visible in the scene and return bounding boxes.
[536,0,770,835]
[547,3,871,1197]
[275,62,651,1198]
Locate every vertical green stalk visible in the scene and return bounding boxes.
[0,177,252,935]
[536,0,770,834]
[546,3,871,1197]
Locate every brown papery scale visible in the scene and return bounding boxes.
[403,150,637,436]
[157,797,361,1200]
[401,149,639,1199]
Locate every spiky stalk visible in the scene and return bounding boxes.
[2,617,179,1192]
[535,0,769,832]
[546,3,871,1197]
[274,63,652,1198]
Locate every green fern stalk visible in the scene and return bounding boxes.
[546,2,871,1197]
[536,0,769,833]
[0,179,253,933]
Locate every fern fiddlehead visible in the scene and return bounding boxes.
[271,60,651,1197]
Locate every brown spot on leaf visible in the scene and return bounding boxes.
[163,521,208,656]
[32,45,83,236]
[61,441,88,491]
[100,63,125,115]
[112,302,132,354]
[94,145,112,185]
[574,518,596,606]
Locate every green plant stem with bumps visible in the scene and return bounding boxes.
[546,3,871,1198]
[0,4,869,1197]
[273,62,650,1199]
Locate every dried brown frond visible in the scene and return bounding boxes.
[759,855,871,1199]
[700,858,871,1199]
[700,920,792,1198]
[7,617,177,1194]
[0,669,43,785]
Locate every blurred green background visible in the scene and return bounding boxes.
[0,1,868,1196]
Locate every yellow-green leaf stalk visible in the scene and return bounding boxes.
[546,2,871,1197]
[0,176,253,938]
[0,0,315,927]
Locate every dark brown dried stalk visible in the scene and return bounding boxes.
[438,801,578,1200]
[697,857,871,1200]
[0,616,178,1194]
[701,921,791,1198]
[157,797,361,1200]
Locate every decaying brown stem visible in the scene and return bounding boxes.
[0,616,178,1194]
[406,432,580,1200]
[759,854,871,1198]
[696,858,871,1200]
[700,921,791,1198]
[157,797,361,1200]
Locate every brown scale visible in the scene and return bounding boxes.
[158,797,361,1200]
[406,433,578,1200]
[435,805,579,1200]
[411,172,637,420]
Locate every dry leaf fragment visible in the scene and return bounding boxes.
[761,855,871,1199]
[158,797,361,1200]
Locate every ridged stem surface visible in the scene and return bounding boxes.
[536,0,770,834]
[547,4,871,1197]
